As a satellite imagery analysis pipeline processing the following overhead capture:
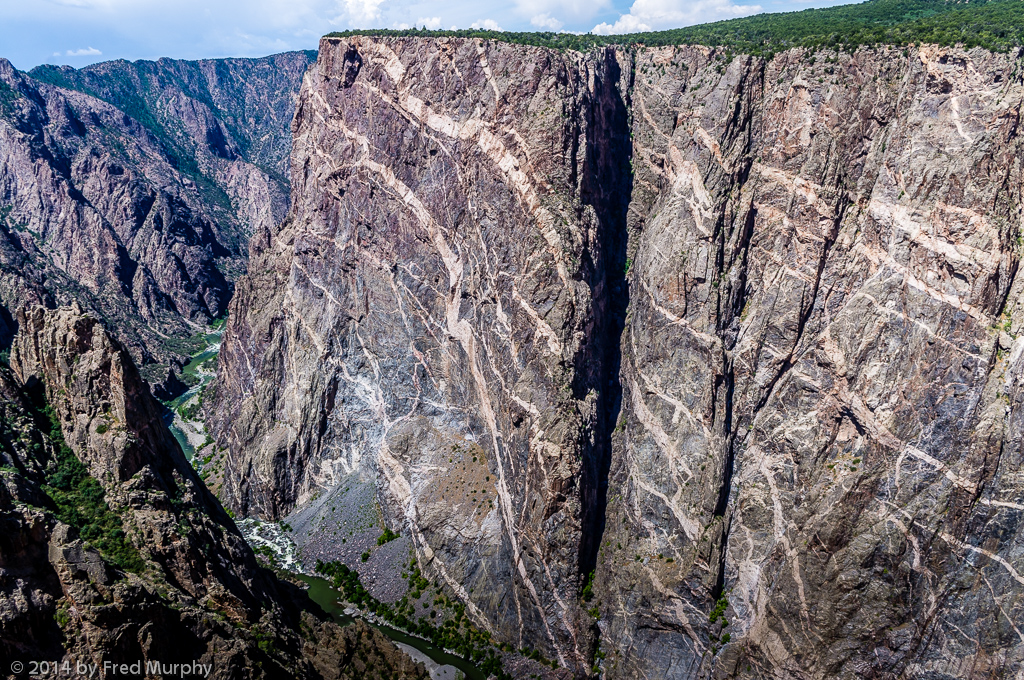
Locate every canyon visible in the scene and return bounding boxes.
[0,24,1022,680]
[0,52,312,392]
[1,304,427,679]
[211,35,1024,679]
[0,51,434,680]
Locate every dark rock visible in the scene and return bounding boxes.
[0,52,315,388]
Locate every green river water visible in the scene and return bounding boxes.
[297,574,486,680]
[163,334,222,461]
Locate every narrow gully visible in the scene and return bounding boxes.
[576,47,633,587]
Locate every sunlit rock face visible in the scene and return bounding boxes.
[598,43,1024,680]
[214,36,1024,679]
[213,37,626,673]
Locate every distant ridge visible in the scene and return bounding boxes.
[0,52,315,393]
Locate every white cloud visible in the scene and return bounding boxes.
[593,0,761,34]
[342,0,385,25]
[470,18,503,31]
[7,0,725,69]
[530,13,563,30]
[396,16,442,29]
[512,0,608,34]
[592,15,649,33]
[66,46,102,56]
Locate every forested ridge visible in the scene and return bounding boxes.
[328,0,1024,57]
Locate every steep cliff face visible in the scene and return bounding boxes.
[30,52,316,253]
[0,53,312,382]
[213,36,1024,678]
[598,44,1024,679]
[1,305,426,679]
[214,36,622,669]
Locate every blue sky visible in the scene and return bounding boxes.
[0,0,854,70]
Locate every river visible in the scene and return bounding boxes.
[165,326,486,679]
[297,574,485,680]
[163,327,223,461]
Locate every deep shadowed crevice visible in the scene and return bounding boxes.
[710,236,752,598]
[0,303,14,353]
[575,47,632,584]
[706,60,763,596]
[712,203,757,520]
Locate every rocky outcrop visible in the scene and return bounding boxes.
[212,35,1024,679]
[0,52,313,384]
[596,43,1024,680]
[0,305,426,680]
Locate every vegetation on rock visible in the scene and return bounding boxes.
[39,404,145,573]
[328,0,1024,56]
[315,559,511,678]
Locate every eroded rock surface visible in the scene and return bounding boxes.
[0,305,426,680]
[598,43,1024,680]
[30,52,317,251]
[214,36,626,672]
[213,36,1024,679]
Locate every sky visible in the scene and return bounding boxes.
[0,0,853,71]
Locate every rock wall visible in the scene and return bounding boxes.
[30,52,317,251]
[1,305,426,680]
[214,36,621,669]
[213,36,1024,679]
[598,43,1024,679]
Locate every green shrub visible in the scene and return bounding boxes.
[54,607,71,628]
[41,405,144,573]
[581,570,595,602]
[160,334,207,357]
[251,627,277,655]
[708,595,729,624]
[178,398,201,421]
[254,544,278,567]
[315,559,512,679]
[377,527,400,545]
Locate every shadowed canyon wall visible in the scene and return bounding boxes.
[1,305,426,679]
